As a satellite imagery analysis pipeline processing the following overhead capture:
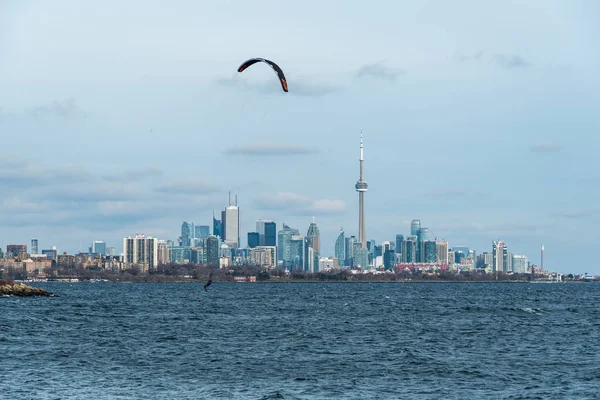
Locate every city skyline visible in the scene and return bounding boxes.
[1,1,599,274]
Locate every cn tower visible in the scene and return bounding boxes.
[355,132,368,248]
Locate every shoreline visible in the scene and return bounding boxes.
[24,279,580,284]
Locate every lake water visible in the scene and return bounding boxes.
[1,282,599,399]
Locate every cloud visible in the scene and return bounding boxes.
[355,63,405,82]
[454,51,485,62]
[424,189,488,198]
[102,166,164,182]
[254,192,346,215]
[28,98,85,120]
[0,157,220,231]
[153,180,221,195]
[529,143,562,153]
[453,51,529,69]
[0,160,92,187]
[215,75,340,98]
[224,143,319,156]
[549,208,600,219]
[493,54,529,69]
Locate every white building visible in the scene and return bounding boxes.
[123,234,158,271]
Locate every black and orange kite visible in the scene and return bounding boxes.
[237,57,288,92]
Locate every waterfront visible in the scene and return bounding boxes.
[2,282,599,399]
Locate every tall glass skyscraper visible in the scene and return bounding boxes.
[411,219,421,236]
[334,229,345,265]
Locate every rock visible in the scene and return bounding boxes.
[0,281,53,297]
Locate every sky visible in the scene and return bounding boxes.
[1,0,599,274]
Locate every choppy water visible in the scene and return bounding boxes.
[1,282,599,399]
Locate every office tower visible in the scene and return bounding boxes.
[31,239,38,254]
[395,235,404,259]
[92,241,106,256]
[411,219,421,236]
[195,225,210,240]
[256,219,275,246]
[306,217,321,254]
[277,223,299,265]
[181,221,192,247]
[222,193,240,248]
[264,221,276,247]
[247,232,260,249]
[354,133,368,248]
[213,214,222,239]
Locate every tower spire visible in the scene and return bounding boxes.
[355,131,368,248]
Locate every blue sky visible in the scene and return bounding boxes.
[1,0,599,274]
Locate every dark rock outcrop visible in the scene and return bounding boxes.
[0,280,54,297]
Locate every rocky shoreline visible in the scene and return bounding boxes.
[0,280,54,297]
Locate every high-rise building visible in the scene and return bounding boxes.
[222,193,240,248]
[123,234,158,270]
[493,240,508,273]
[92,241,106,256]
[422,241,437,263]
[264,221,276,247]
[383,249,396,270]
[31,239,38,254]
[195,225,210,240]
[205,235,220,266]
[354,247,369,270]
[512,255,529,274]
[436,241,449,265]
[256,219,275,246]
[181,222,192,247]
[354,133,368,248]
[334,229,345,266]
[306,217,321,255]
[395,235,404,259]
[6,244,27,257]
[157,240,169,265]
[277,223,299,265]
[345,235,357,267]
[247,232,260,249]
[289,235,307,271]
[213,215,222,239]
[411,220,421,236]
[401,236,417,263]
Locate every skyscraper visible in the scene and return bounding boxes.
[247,232,260,249]
[181,222,192,247]
[334,228,345,266]
[31,238,38,254]
[123,234,158,270]
[213,215,222,239]
[222,192,240,248]
[264,221,276,247]
[277,223,299,265]
[493,240,508,273]
[92,240,106,256]
[205,235,220,266]
[411,220,421,236]
[195,225,210,240]
[306,217,321,255]
[256,219,274,246]
[355,132,368,248]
